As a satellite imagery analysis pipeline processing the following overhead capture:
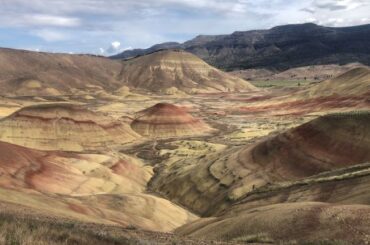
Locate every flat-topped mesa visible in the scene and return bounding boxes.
[0,103,140,152]
[131,103,213,138]
[119,50,258,94]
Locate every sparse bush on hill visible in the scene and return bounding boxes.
[232,233,274,243]
[324,110,370,119]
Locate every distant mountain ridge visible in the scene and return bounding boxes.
[111,23,370,71]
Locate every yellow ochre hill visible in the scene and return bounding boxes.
[118,50,258,94]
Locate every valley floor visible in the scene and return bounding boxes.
[0,74,369,244]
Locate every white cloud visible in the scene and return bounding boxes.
[99,41,132,55]
[27,14,81,27]
[111,41,121,50]
[33,29,70,42]
[312,0,368,11]
[0,13,80,28]
[301,0,370,27]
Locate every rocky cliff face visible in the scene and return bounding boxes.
[112,23,370,71]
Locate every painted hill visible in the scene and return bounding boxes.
[149,112,370,215]
[117,50,258,94]
[0,48,256,96]
[247,112,370,179]
[0,103,140,151]
[230,63,368,82]
[113,23,370,71]
[0,48,123,96]
[303,67,370,97]
[131,103,213,138]
[237,67,370,115]
[0,141,196,231]
[0,141,150,195]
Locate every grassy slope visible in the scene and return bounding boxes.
[0,201,230,245]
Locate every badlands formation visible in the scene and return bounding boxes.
[0,103,139,151]
[303,67,370,97]
[0,48,257,97]
[0,47,369,244]
[131,103,213,138]
[0,48,122,96]
[0,140,196,231]
[118,50,258,94]
[236,67,370,116]
[150,113,370,215]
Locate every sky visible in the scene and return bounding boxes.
[0,0,369,55]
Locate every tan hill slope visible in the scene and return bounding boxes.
[131,103,213,138]
[118,50,258,94]
[303,67,370,98]
[0,48,124,96]
[0,48,257,96]
[0,103,140,151]
[149,112,370,215]
[237,67,370,115]
[231,63,368,82]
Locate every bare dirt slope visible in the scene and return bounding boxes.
[0,140,197,232]
[302,67,370,98]
[231,63,368,82]
[118,50,258,94]
[149,112,370,215]
[0,48,257,96]
[0,48,123,96]
[0,103,140,151]
[131,103,213,138]
[236,67,370,115]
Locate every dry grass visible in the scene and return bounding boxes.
[0,212,136,245]
[0,202,233,245]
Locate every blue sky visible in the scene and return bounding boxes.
[0,0,369,55]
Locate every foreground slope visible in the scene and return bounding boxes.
[177,202,370,244]
[131,103,213,138]
[0,103,140,151]
[0,201,229,245]
[0,141,197,231]
[117,50,257,94]
[150,112,370,215]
